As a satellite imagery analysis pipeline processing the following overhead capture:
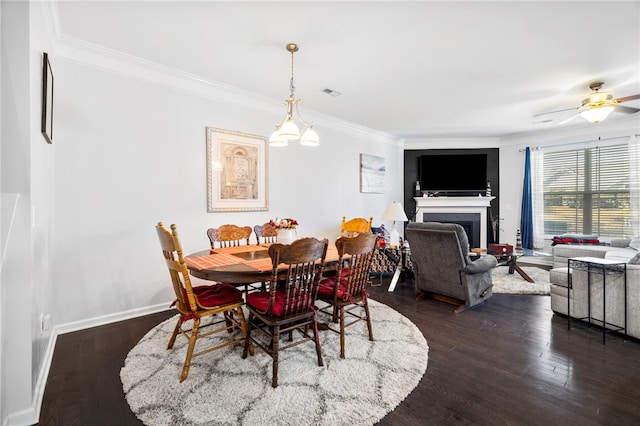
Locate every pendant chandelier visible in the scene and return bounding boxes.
[269,43,319,147]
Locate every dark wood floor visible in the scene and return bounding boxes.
[38,276,640,426]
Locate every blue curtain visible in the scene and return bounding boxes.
[520,147,534,249]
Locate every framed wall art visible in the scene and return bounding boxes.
[360,153,385,193]
[41,52,53,144]
[206,127,269,212]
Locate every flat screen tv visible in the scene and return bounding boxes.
[420,153,487,194]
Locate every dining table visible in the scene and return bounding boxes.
[185,242,340,285]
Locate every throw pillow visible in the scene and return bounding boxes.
[629,252,640,265]
[630,236,640,251]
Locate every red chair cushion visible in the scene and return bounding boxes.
[190,283,242,308]
[318,277,349,299]
[247,288,314,317]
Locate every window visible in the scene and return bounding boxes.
[543,144,630,238]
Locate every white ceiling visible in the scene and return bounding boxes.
[52,1,640,139]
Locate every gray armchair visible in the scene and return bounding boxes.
[405,222,497,313]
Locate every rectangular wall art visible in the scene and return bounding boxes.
[360,153,385,193]
[206,127,269,212]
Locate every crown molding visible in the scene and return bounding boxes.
[51,32,403,147]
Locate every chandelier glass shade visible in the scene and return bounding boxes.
[269,43,319,147]
[579,104,615,123]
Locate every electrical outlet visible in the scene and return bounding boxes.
[41,314,51,332]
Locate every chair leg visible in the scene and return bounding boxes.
[180,318,200,382]
[271,325,280,388]
[242,312,254,359]
[363,299,374,341]
[339,306,346,359]
[236,306,254,356]
[167,315,182,349]
[313,318,324,367]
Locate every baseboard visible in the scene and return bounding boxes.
[55,302,173,335]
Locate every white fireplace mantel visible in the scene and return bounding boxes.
[414,196,495,249]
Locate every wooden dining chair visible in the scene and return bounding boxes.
[242,237,329,388]
[340,216,373,237]
[207,224,252,248]
[254,223,278,245]
[156,221,252,382]
[316,232,378,358]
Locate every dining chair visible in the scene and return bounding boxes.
[316,232,378,358]
[156,221,252,382]
[340,216,373,237]
[242,237,329,388]
[207,224,252,248]
[254,222,278,245]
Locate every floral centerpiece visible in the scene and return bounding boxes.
[269,218,298,229]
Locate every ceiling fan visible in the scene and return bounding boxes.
[534,82,640,125]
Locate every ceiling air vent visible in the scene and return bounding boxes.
[322,88,341,97]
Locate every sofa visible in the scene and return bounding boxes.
[549,237,640,339]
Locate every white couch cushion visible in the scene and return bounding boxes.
[604,248,638,263]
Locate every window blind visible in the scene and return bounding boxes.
[543,144,630,238]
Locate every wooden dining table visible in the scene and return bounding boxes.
[185,243,340,284]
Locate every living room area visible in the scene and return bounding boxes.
[3,1,640,425]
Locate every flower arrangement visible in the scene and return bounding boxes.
[269,218,298,229]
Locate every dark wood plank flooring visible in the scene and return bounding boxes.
[38,276,640,425]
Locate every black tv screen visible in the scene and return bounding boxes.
[420,154,487,193]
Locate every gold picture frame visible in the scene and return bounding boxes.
[206,127,269,212]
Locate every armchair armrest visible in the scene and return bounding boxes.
[464,255,498,274]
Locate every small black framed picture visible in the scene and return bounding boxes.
[41,52,53,144]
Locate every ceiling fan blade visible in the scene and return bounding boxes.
[615,94,640,103]
[557,113,580,125]
[615,105,640,114]
[533,107,578,118]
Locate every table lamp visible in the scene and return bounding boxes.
[381,201,408,248]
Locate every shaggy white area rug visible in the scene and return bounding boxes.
[491,265,551,295]
[120,299,428,426]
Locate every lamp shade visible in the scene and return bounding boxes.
[381,202,408,222]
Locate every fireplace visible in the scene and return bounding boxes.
[423,213,480,248]
[414,196,494,249]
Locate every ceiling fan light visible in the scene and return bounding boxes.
[300,126,320,146]
[278,119,300,140]
[579,105,615,123]
[269,129,288,147]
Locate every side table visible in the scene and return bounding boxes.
[567,256,627,343]
[385,246,413,292]
[494,252,534,283]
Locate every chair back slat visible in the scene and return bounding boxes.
[340,216,373,237]
[156,222,198,312]
[335,232,378,299]
[266,237,329,318]
[207,224,252,248]
[254,223,278,244]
